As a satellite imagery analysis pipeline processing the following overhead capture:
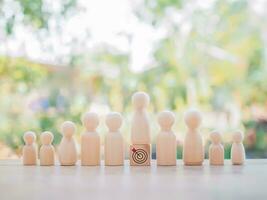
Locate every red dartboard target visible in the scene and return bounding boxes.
[131,148,148,164]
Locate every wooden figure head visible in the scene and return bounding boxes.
[233,130,244,143]
[158,111,175,131]
[61,121,76,138]
[82,112,99,131]
[184,109,202,130]
[41,131,54,145]
[132,91,150,110]
[23,131,36,145]
[210,131,222,144]
[106,112,122,132]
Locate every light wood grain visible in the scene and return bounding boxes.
[0,160,266,200]
[104,112,124,166]
[131,91,151,144]
[156,111,177,166]
[183,109,204,166]
[81,112,100,166]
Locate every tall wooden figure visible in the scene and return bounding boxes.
[81,112,100,166]
[40,131,55,166]
[209,131,224,165]
[130,91,151,166]
[231,131,245,165]
[58,121,77,166]
[23,131,37,165]
[183,109,204,166]
[104,112,124,166]
[156,111,177,166]
[131,91,150,144]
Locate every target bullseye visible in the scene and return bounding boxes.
[131,148,148,164]
[130,144,150,166]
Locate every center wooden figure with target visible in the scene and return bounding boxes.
[130,92,151,166]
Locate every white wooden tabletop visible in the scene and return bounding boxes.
[0,159,266,200]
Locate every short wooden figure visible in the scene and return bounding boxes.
[58,121,78,166]
[156,111,177,166]
[81,112,100,166]
[231,130,246,165]
[40,131,55,166]
[209,131,224,166]
[104,112,124,166]
[183,109,204,166]
[131,91,151,144]
[23,131,37,165]
[130,144,150,166]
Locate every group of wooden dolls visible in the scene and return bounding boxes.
[22,91,246,166]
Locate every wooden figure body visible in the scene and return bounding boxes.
[23,131,37,165]
[231,131,245,165]
[104,112,124,166]
[40,131,55,166]
[131,91,150,144]
[58,121,77,166]
[156,111,177,166]
[209,131,224,165]
[183,109,204,166]
[81,112,100,166]
[130,144,150,166]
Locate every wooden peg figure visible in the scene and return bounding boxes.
[131,91,151,144]
[104,112,124,166]
[231,131,245,165]
[156,111,177,166]
[40,131,55,166]
[209,131,224,165]
[81,112,100,166]
[183,109,204,166]
[58,121,78,166]
[23,131,37,165]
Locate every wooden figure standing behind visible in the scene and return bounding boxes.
[23,131,37,165]
[131,91,150,144]
[81,112,100,166]
[40,131,55,166]
[209,131,224,165]
[58,121,77,166]
[156,111,177,166]
[183,109,204,166]
[130,91,151,166]
[104,112,124,166]
[231,131,245,165]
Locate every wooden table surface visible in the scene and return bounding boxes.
[0,159,266,200]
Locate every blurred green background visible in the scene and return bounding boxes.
[0,0,267,159]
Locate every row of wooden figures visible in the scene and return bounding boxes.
[23,111,246,166]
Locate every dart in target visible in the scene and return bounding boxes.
[130,144,150,166]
